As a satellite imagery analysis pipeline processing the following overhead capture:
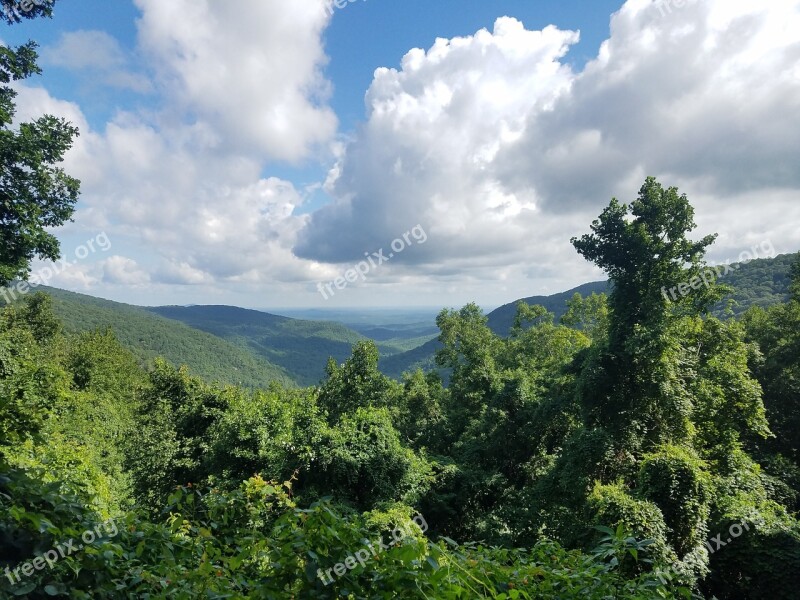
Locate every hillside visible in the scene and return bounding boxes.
[717,252,796,314]
[14,286,295,389]
[487,280,611,336]
[5,253,794,387]
[148,305,379,386]
[382,252,798,378]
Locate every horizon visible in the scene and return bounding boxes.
[3,0,799,308]
[4,250,798,314]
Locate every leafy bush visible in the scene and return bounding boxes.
[1,472,688,599]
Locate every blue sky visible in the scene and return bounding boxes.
[4,0,799,308]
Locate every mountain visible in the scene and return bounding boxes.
[380,281,609,378]
[23,286,295,388]
[261,307,440,354]
[380,252,799,378]
[487,280,610,336]
[147,305,381,386]
[715,252,796,314]
[6,252,794,387]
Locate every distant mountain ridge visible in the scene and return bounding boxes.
[147,304,370,386]
[4,251,795,386]
[20,286,295,388]
[379,280,609,378]
[487,280,610,336]
[380,252,798,378]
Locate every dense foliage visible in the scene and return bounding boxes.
[1,12,798,598]
[2,182,797,598]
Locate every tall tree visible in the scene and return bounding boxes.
[571,177,725,446]
[1,0,79,287]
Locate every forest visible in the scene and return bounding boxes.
[3,2,800,599]
[2,179,800,597]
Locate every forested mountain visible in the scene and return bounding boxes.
[487,281,611,335]
[2,288,438,387]
[147,305,378,386]
[2,286,295,388]
[382,252,797,378]
[719,252,796,313]
[6,251,795,388]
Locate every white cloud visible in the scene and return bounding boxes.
[13,0,339,302]
[134,0,337,161]
[499,0,800,209]
[101,256,151,286]
[296,17,578,267]
[295,1,800,304]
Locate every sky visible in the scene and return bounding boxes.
[3,0,799,310]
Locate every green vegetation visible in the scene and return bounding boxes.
[3,178,798,598]
[147,305,380,386]
[1,16,798,597]
[29,286,295,389]
[383,251,797,378]
[720,252,796,314]
[2,288,440,388]
[5,258,791,389]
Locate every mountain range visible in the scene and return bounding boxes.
[4,252,795,387]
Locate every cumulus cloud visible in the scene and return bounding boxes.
[499,0,800,210]
[41,30,152,93]
[295,17,578,266]
[134,0,336,161]
[14,0,340,299]
[67,114,319,284]
[296,0,800,297]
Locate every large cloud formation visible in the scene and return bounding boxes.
[16,0,339,302]
[296,0,800,293]
[14,0,800,305]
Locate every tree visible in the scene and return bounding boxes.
[1,2,80,287]
[19,291,60,342]
[561,292,609,341]
[571,177,721,341]
[317,340,396,424]
[571,177,725,446]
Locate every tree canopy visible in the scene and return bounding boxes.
[1,2,79,287]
